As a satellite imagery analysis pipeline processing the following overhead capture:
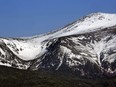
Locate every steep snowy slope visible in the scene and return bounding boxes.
[0,38,47,60]
[31,12,116,40]
[0,12,116,77]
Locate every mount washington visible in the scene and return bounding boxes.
[0,12,116,77]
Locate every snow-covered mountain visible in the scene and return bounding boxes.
[0,12,116,77]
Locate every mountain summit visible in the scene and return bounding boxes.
[0,12,116,77]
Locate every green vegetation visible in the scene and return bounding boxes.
[0,66,115,87]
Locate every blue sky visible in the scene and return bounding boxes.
[0,0,116,37]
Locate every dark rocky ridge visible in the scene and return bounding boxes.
[28,26,116,77]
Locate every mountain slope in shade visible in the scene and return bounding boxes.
[0,12,116,77]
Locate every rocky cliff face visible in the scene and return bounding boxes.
[0,13,116,77]
[29,26,116,77]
